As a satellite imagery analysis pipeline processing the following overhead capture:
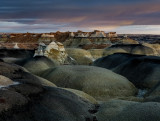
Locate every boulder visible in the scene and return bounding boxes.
[96,99,160,121]
[40,65,137,100]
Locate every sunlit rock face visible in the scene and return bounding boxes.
[35,41,68,65]
[120,38,139,44]
[142,43,160,55]
[44,42,68,65]
[88,49,104,60]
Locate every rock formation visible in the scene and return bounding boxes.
[66,48,94,65]
[39,65,137,100]
[96,99,160,121]
[103,44,158,56]
[93,53,160,89]
[0,62,98,121]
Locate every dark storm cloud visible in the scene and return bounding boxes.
[0,0,160,33]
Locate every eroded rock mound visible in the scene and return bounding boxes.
[93,53,144,69]
[94,53,160,89]
[66,48,94,65]
[45,41,68,65]
[103,44,158,56]
[96,99,160,121]
[0,62,56,87]
[89,49,104,60]
[40,65,137,100]
[113,56,160,88]
[22,56,57,75]
[143,43,160,55]
[0,62,97,121]
[0,84,96,121]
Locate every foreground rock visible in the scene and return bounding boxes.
[144,82,160,102]
[96,99,160,121]
[94,53,160,89]
[0,61,56,87]
[40,65,137,100]
[0,62,97,121]
[0,85,96,121]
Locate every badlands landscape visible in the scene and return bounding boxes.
[0,31,160,121]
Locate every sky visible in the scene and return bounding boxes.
[0,0,160,34]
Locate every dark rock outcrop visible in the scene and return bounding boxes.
[96,99,160,121]
[93,53,160,89]
[0,62,97,121]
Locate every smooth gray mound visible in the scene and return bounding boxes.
[40,65,137,100]
[96,99,160,121]
[22,56,57,75]
[66,48,93,65]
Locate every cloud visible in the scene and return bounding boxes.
[0,0,160,33]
